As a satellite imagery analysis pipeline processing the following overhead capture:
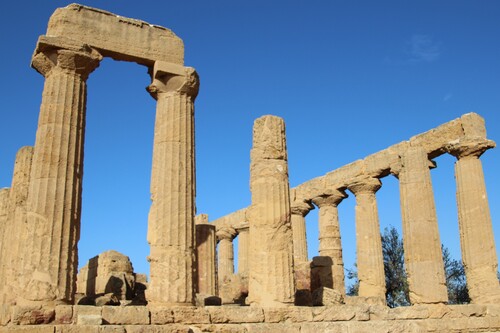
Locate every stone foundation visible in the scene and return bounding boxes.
[1,304,499,332]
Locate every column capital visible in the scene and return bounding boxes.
[311,189,348,208]
[290,200,314,216]
[446,138,495,160]
[347,176,381,195]
[147,61,199,100]
[31,37,102,79]
[216,226,237,241]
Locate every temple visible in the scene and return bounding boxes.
[0,4,499,332]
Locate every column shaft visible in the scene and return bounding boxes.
[146,62,199,305]
[455,154,499,303]
[349,178,385,300]
[218,238,234,283]
[195,222,217,295]
[248,115,295,306]
[21,48,100,303]
[0,188,9,304]
[399,146,447,304]
[1,147,33,304]
[237,228,250,275]
[319,204,345,295]
[291,213,308,263]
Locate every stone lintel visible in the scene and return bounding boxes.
[46,4,184,66]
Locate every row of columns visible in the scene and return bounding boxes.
[0,39,201,306]
[287,142,498,305]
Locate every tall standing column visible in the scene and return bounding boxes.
[0,188,9,302]
[216,227,236,285]
[348,177,385,301]
[290,201,312,264]
[312,190,347,295]
[195,214,217,296]
[447,139,500,304]
[146,61,199,305]
[237,226,250,275]
[398,146,447,304]
[1,146,33,304]
[20,42,101,304]
[248,115,295,306]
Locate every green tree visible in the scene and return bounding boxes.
[346,226,469,306]
[382,226,410,307]
[442,245,470,304]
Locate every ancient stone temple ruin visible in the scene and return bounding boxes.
[0,4,499,332]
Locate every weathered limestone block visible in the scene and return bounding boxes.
[149,306,174,324]
[195,215,217,296]
[102,306,150,325]
[294,261,312,306]
[311,190,347,296]
[171,307,210,324]
[247,115,295,307]
[264,307,313,323]
[11,305,55,325]
[45,4,183,66]
[74,305,102,325]
[312,287,344,306]
[398,146,447,304]
[347,177,385,302]
[77,251,136,302]
[208,307,264,324]
[218,274,248,305]
[447,138,500,304]
[54,305,73,324]
[19,40,101,304]
[146,61,199,306]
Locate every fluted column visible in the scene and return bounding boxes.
[237,226,250,275]
[312,190,347,295]
[1,146,33,304]
[195,214,217,296]
[248,115,295,306]
[348,177,385,301]
[398,146,447,304]
[0,188,9,303]
[447,139,500,304]
[19,42,101,304]
[290,201,313,264]
[216,227,237,285]
[146,61,199,305]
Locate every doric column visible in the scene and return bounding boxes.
[1,146,33,304]
[237,226,250,275]
[311,190,347,295]
[0,188,9,303]
[146,61,199,305]
[398,146,447,304]
[447,138,500,304]
[195,214,217,296]
[290,201,313,264]
[20,41,101,304]
[248,115,295,306]
[348,176,385,301]
[216,227,237,285]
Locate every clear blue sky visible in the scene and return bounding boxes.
[1,1,499,283]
